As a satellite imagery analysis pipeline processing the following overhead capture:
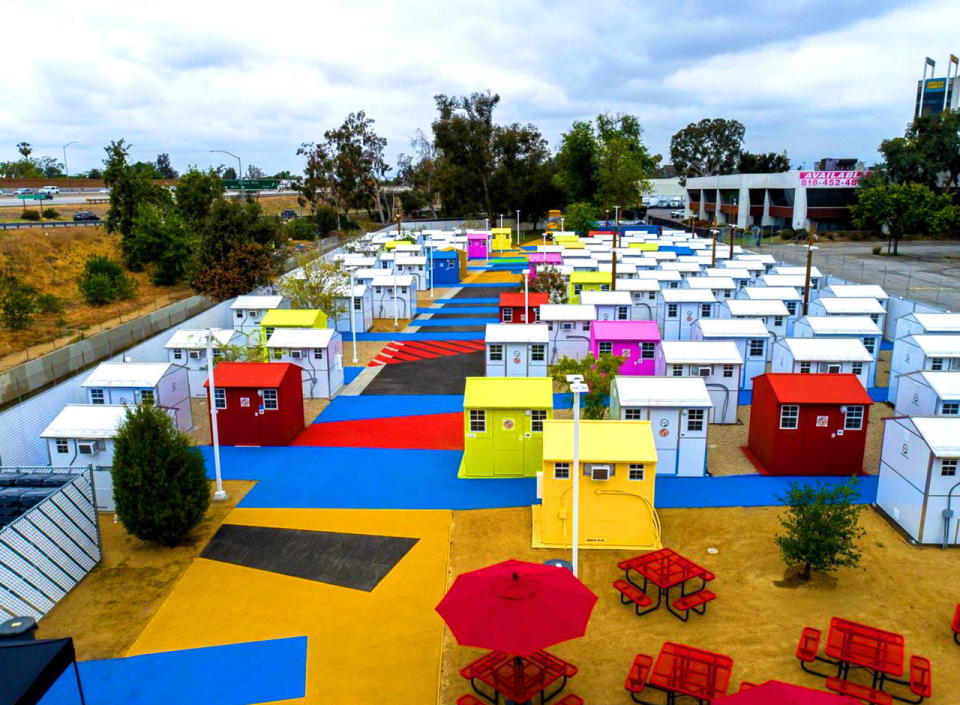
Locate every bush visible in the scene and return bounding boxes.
[307,205,356,236]
[872,245,882,255]
[41,208,59,219]
[35,292,64,314]
[0,276,38,330]
[111,403,211,545]
[21,209,40,221]
[78,255,137,305]
[284,217,318,241]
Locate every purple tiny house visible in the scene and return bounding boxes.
[589,320,661,375]
[466,232,489,259]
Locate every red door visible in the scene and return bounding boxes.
[234,389,262,445]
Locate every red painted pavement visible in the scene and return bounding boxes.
[291,411,464,450]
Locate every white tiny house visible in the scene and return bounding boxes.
[738,286,802,334]
[614,280,659,320]
[265,328,344,399]
[656,341,742,424]
[771,338,874,389]
[484,324,549,377]
[658,289,719,341]
[81,362,192,431]
[686,276,736,300]
[890,320,960,399]
[793,316,883,384]
[370,275,418,319]
[894,371,960,417]
[230,295,287,338]
[580,290,634,321]
[540,304,596,363]
[721,299,789,352]
[876,416,960,545]
[609,376,713,476]
[809,297,886,331]
[773,265,823,292]
[332,284,373,334]
[395,255,429,290]
[164,328,242,397]
[890,335,960,400]
[691,318,770,390]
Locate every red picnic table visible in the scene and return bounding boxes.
[619,548,714,620]
[460,649,577,704]
[644,641,733,705]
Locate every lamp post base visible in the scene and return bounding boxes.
[213,489,229,502]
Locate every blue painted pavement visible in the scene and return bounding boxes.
[356,332,483,341]
[423,306,499,314]
[343,367,364,384]
[655,474,878,508]
[869,387,888,402]
[315,394,464,422]
[435,297,498,304]
[881,340,893,351]
[411,317,498,326]
[457,282,519,288]
[41,637,307,705]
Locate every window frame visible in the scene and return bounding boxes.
[844,405,864,430]
[488,344,504,361]
[686,408,705,432]
[213,388,227,409]
[469,409,486,432]
[700,304,712,318]
[90,389,105,405]
[942,401,960,415]
[624,408,643,420]
[780,404,799,430]
[641,342,655,359]
[55,438,69,454]
[261,388,278,410]
[628,463,645,481]
[502,308,513,323]
[749,339,764,357]
[530,409,547,432]
[667,303,678,318]
[531,344,546,362]
[553,462,570,479]
[172,348,184,360]
[598,341,613,356]
[942,458,958,477]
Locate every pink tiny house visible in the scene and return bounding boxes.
[528,253,563,266]
[589,320,660,375]
[466,232,489,259]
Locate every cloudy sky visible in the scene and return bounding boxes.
[2,0,958,176]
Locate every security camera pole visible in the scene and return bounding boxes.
[567,374,589,578]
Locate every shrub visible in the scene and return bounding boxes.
[284,217,318,241]
[112,403,211,545]
[872,245,882,255]
[78,255,137,305]
[21,209,40,221]
[0,276,38,330]
[41,208,59,219]
[35,292,64,314]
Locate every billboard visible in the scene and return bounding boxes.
[915,76,957,118]
[798,171,864,188]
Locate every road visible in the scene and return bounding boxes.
[0,189,299,208]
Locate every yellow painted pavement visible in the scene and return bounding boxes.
[128,508,453,705]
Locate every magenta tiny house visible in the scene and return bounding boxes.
[588,320,661,375]
[466,232,489,259]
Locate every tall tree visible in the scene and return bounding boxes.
[246,164,266,179]
[222,166,237,180]
[407,128,440,218]
[155,153,178,179]
[175,168,224,226]
[296,140,338,221]
[670,118,746,183]
[880,112,960,193]
[738,151,791,173]
[489,122,560,226]
[279,256,351,316]
[323,111,390,222]
[551,353,626,419]
[554,121,599,204]
[851,181,953,254]
[16,142,32,159]
[594,113,655,209]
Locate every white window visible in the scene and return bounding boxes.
[137,389,155,405]
[55,438,69,454]
[624,408,643,420]
[531,344,546,362]
[686,408,705,432]
[235,310,243,319]
[400,286,408,294]
[851,362,863,375]
[313,349,324,360]
[598,342,613,355]
[723,365,734,378]
[600,284,610,291]
[826,364,841,374]
[749,339,764,357]
[262,389,278,410]
[641,342,655,359]
[774,316,784,326]
[786,301,797,315]
[90,389,105,404]
[214,388,226,409]
[272,349,283,360]
[503,308,513,322]
[469,409,486,432]
[353,297,362,311]
[648,291,657,300]
[616,306,629,320]
[265,327,275,338]
[942,402,960,415]
[780,404,799,429]
[799,362,812,374]
[553,462,570,479]
[561,322,573,331]
[249,310,259,320]
[698,366,712,377]
[671,364,684,377]
[870,314,880,324]
[573,284,583,295]
[547,322,554,331]
[942,459,958,476]
[700,304,712,318]
[628,464,645,481]
[667,304,678,318]
[844,405,864,430]
[489,344,503,361]
[375,286,382,294]
[530,409,547,432]
[862,337,876,354]
[172,348,184,360]
[581,322,590,331]
[534,308,541,322]
[931,357,944,371]
[189,350,201,360]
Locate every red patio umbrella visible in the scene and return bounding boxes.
[715,680,860,704]
[435,559,598,656]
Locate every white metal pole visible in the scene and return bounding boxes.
[523,269,530,323]
[206,329,228,502]
[516,210,520,247]
[393,267,399,328]
[571,387,581,577]
[350,270,358,364]
[430,238,434,298]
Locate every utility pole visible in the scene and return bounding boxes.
[802,222,817,315]
[728,224,735,260]
[567,375,589,578]
[711,222,718,267]
[611,206,619,291]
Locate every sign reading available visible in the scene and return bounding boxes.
[799,171,865,187]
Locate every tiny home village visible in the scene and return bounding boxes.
[4,219,960,705]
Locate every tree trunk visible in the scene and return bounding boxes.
[375,187,386,224]
[801,562,812,580]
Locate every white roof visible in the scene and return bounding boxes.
[760,274,807,287]
[82,362,172,388]
[827,284,889,300]
[660,289,716,303]
[910,335,960,357]
[724,299,789,317]
[801,316,882,336]
[696,318,770,338]
[165,329,237,349]
[266,327,337,348]
[539,304,596,321]
[371,275,415,287]
[580,290,632,306]
[687,277,735,290]
[661,341,743,364]
[396,255,426,265]
[723,260,763,272]
[353,268,393,279]
[231,295,284,310]
[742,286,801,300]
[614,376,713,408]
[782,337,872,362]
[910,417,960,457]
[705,268,750,279]
[616,279,660,292]
[485,323,549,343]
[907,371,960,399]
[41,404,128,439]
[635,270,682,281]
[562,249,593,259]
[908,313,960,333]
[332,284,368,298]
[775,266,822,278]
[660,262,702,272]
[817,297,885,315]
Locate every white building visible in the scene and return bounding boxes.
[657,341,742,424]
[164,328,242,397]
[774,265,823,292]
[81,362,192,431]
[823,284,889,306]
[691,318,770,390]
[772,338,874,390]
[894,371,960,417]
[793,316,883,384]
[608,376,713,476]
[540,304,596,363]
[484,324,549,377]
[738,286,802,334]
[809,297,886,331]
[370,275,417,319]
[890,317,960,399]
[721,299,789,350]
[332,284,373,334]
[686,276,736,300]
[704,267,754,291]
[265,328,344,399]
[230,295,287,338]
[876,416,960,545]
[890,335,960,398]
[395,255,429,290]
[658,289,719,341]
[580,290,634,322]
[635,269,683,289]
[614,280,660,320]
[352,267,393,286]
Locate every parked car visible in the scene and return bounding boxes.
[73,210,101,222]
[670,210,684,218]
[14,188,34,195]
[280,209,298,222]
[39,186,60,195]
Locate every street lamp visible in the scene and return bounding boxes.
[210,150,242,194]
[62,141,77,179]
[523,269,530,323]
[206,329,228,502]
[515,209,521,247]
[566,374,589,578]
[499,214,504,229]
[350,270,359,364]
[611,206,620,291]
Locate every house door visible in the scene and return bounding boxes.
[649,408,678,475]
[492,411,524,476]
[507,347,527,376]
[234,392,262,446]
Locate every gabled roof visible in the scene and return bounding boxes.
[634,270,682,281]
[661,341,743,364]
[800,316,882,336]
[760,274,806,287]
[230,295,284,310]
[82,362,173,388]
[211,362,297,388]
[742,286,801,300]
[463,376,553,409]
[613,376,713,407]
[907,313,960,333]
[485,323,549,343]
[542,419,657,463]
[696,318,770,338]
[539,304,596,321]
[910,417,960,457]
[908,334,960,357]
[782,338,873,362]
[904,370,960,399]
[370,275,415,286]
[591,320,660,341]
[569,271,612,283]
[499,292,549,308]
[266,328,337,348]
[687,277,735,289]
[615,279,660,292]
[261,309,327,327]
[579,290,632,306]
[758,373,872,404]
[775,265,822,277]
[164,328,237,349]
[660,289,716,303]
[724,299,789,316]
[816,297,885,314]
[827,284,889,300]
[41,404,129,438]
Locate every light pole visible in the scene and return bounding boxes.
[350,270,358,364]
[429,237,435,298]
[515,210,521,247]
[62,141,77,180]
[499,214,504,229]
[802,223,818,316]
[611,206,620,291]
[394,213,402,328]
[210,150,242,194]
[206,329,228,502]
[567,374,589,577]
[523,269,530,323]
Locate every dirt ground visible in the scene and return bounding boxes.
[186,396,333,444]
[371,317,412,331]
[439,505,960,704]
[36,480,254,660]
[343,340,390,366]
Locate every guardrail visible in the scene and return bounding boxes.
[0,221,101,230]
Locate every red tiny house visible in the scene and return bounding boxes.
[205,362,304,446]
[747,373,872,476]
[498,292,549,324]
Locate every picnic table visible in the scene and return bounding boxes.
[460,649,577,704]
[645,641,733,704]
[619,548,713,620]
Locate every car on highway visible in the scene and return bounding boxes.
[670,210,684,218]
[14,188,34,196]
[280,209,298,222]
[39,186,60,195]
[73,210,101,222]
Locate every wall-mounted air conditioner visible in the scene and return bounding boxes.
[586,463,612,481]
[77,440,104,455]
